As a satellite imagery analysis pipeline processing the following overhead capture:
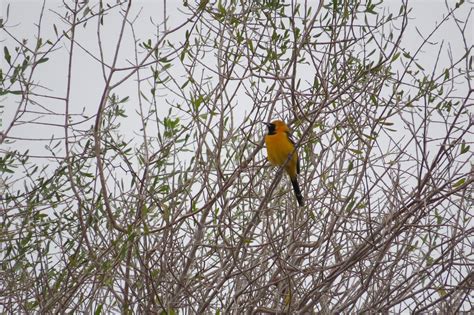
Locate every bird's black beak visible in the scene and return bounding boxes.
[264,122,276,135]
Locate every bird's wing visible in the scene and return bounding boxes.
[286,131,300,174]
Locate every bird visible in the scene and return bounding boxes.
[264,120,304,206]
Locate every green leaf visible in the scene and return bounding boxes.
[218,0,226,15]
[391,52,400,62]
[247,39,254,53]
[435,209,442,225]
[357,202,366,209]
[83,6,91,18]
[350,149,363,155]
[26,300,39,310]
[21,59,28,71]
[192,94,204,111]
[346,198,357,213]
[198,0,209,11]
[347,160,354,172]
[4,46,11,65]
[380,120,394,126]
[452,178,465,188]
[455,0,464,9]
[10,65,20,83]
[425,255,434,266]
[415,62,425,71]
[81,172,95,178]
[37,57,49,64]
[181,78,190,89]
[437,287,447,297]
[444,69,450,80]
[94,304,103,315]
[36,38,43,50]
[160,309,176,315]
[460,141,470,154]
[1,167,14,174]
[370,94,377,105]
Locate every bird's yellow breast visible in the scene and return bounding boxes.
[265,132,298,178]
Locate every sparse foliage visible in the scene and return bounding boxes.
[1,0,472,313]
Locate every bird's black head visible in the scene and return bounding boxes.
[265,122,276,135]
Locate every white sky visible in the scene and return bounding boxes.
[0,0,472,167]
[0,1,472,311]
[1,0,472,129]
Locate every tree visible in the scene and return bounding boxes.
[1,0,472,313]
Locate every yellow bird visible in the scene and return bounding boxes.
[264,120,304,206]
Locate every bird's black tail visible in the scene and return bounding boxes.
[290,177,304,207]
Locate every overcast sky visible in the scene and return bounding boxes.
[1,0,472,159]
